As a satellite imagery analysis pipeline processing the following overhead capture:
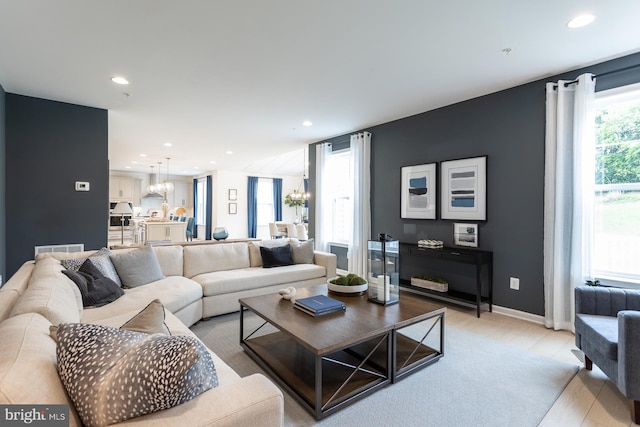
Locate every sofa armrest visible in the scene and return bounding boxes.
[118,374,283,427]
[618,310,640,399]
[575,285,640,317]
[313,251,337,279]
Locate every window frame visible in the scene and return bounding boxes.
[592,81,640,289]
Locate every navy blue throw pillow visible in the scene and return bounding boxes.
[62,258,124,307]
[259,245,294,268]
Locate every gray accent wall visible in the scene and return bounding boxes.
[0,83,5,285]
[5,94,108,277]
[309,51,640,316]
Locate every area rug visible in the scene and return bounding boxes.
[191,312,578,427]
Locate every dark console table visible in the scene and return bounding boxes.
[399,243,493,317]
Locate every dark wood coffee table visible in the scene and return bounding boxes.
[239,285,445,419]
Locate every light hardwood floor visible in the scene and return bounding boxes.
[442,301,633,426]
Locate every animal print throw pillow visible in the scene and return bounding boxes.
[55,322,218,426]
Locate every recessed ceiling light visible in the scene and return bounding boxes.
[111,76,129,85]
[139,153,147,157]
[194,166,200,169]
[125,166,131,169]
[131,161,138,164]
[164,142,172,147]
[567,14,595,28]
[225,150,233,155]
[209,161,216,164]
[302,120,312,127]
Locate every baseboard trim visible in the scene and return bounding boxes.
[493,305,545,325]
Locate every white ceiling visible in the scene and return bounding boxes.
[1,1,640,177]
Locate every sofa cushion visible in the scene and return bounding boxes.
[110,245,165,288]
[61,247,122,287]
[248,239,290,267]
[575,313,618,360]
[55,322,218,427]
[62,258,124,307]
[81,276,203,325]
[194,264,327,297]
[120,298,171,335]
[290,238,315,264]
[10,257,82,325]
[260,245,294,268]
[0,290,21,323]
[184,243,250,278]
[152,245,184,277]
[0,313,82,427]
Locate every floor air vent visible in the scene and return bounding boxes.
[34,243,85,257]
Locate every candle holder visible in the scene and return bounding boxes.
[367,233,399,306]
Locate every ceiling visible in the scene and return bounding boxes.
[1,1,640,177]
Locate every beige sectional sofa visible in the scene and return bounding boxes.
[0,239,337,426]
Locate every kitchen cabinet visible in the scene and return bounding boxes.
[110,176,142,204]
[143,222,186,244]
[109,176,135,201]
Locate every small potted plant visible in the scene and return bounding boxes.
[328,273,368,295]
[585,279,601,286]
[411,274,448,292]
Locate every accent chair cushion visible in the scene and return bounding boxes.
[61,258,124,308]
[290,238,315,264]
[109,245,165,288]
[575,313,618,360]
[55,322,218,426]
[260,245,294,268]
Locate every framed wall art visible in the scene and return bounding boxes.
[228,189,237,201]
[440,156,487,220]
[401,163,437,219]
[453,223,478,247]
[228,202,237,214]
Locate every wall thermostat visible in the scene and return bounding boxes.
[75,181,90,192]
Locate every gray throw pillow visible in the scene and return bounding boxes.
[55,323,218,426]
[61,247,122,287]
[120,299,171,335]
[109,245,165,288]
[290,238,315,264]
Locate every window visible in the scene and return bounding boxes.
[195,178,207,226]
[593,82,640,285]
[255,178,274,240]
[325,150,351,244]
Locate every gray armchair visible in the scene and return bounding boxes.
[575,285,640,424]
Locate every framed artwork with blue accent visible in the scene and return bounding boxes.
[441,156,487,220]
[401,163,437,219]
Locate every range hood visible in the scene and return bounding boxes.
[142,172,165,199]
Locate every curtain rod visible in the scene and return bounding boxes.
[562,63,640,87]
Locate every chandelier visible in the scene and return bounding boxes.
[286,148,310,204]
[147,158,174,193]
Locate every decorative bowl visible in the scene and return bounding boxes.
[327,277,368,295]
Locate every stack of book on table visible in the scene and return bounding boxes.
[294,295,346,317]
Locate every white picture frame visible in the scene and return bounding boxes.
[228,188,237,201]
[441,156,487,220]
[454,223,478,247]
[401,163,437,219]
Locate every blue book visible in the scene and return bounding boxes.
[294,295,345,314]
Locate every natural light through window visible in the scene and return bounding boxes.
[256,178,274,240]
[325,150,351,244]
[594,83,640,284]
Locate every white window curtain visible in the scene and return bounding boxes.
[543,73,596,332]
[347,132,372,277]
[315,143,332,253]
